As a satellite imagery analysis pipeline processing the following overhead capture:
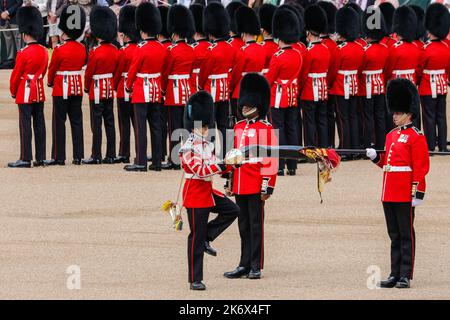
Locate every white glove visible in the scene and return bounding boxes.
[412,198,423,207]
[366,148,377,161]
[224,149,244,165]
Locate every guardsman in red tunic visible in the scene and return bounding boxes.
[162,5,195,170]
[318,0,338,148]
[366,79,429,289]
[8,6,48,168]
[83,7,119,165]
[266,6,302,176]
[226,1,245,51]
[46,5,86,167]
[224,73,277,280]
[299,5,330,148]
[379,2,397,49]
[328,6,364,158]
[158,5,171,166]
[113,5,139,165]
[189,3,210,95]
[384,6,421,130]
[199,3,236,155]
[229,6,265,122]
[258,3,278,77]
[411,5,427,50]
[124,3,168,172]
[346,2,367,48]
[418,3,450,152]
[359,11,389,150]
[180,91,240,291]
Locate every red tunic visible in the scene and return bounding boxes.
[384,41,421,84]
[298,41,330,101]
[10,42,48,104]
[359,41,389,98]
[292,41,307,57]
[161,40,195,106]
[266,46,302,108]
[373,123,429,202]
[84,42,119,102]
[227,35,244,51]
[328,41,364,98]
[261,38,279,75]
[321,36,337,69]
[417,40,450,97]
[380,35,398,48]
[113,41,138,100]
[232,118,278,195]
[126,38,168,104]
[180,133,231,208]
[198,39,236,102]
[230,40,266,99]
[190,39,211,93]
[47,40,86,98]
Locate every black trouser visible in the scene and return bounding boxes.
[117,98,135,158]
[421,95,447,151]
[302,100,328,148]
[270,107,298,170]
[335,96,359,149]
[297,101,303,147]
[167,105,184,164]
[215,100,231,156]
[160,105,168,160]
[186,194,239,283]
[235,194,265,270]
[89,99,116,160]
[362,95,386,149]
[134,103,162,166]
[51,96,84,161]
[18,103,46,161]
[382,202,416,280]
[327,95,336,148]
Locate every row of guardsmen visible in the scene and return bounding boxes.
[7,1,450,176]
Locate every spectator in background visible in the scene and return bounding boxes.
[0,0,23,66]
[47,0,67,48]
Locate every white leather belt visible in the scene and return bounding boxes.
[185,173,212,181]
[424,69,445,75]
[208,73,228,80]
[121,72,128,77]
[192,68,200,74]
[168,74,190,80]
[93,73,113,104]
[338,70,357,76]
[261,68,269,74]
[93,73,113,80]
[56,70,82,76]
[137,72,161,79]
[339,70,357,99]
[57,70,82,100]
[362,69,382,75]
[22,74,43,103]
[122,72,129,101]
[383,165,412,172]
[308,72,327,78]
[393,69,415,76]
[308,73,326,101]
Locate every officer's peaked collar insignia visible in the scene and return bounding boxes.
[398,122,414,131]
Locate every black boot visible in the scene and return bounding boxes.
[33,160,46,167]
[277,169,284,176]
[82,158,101,165]
[224,267,250,279]
[102,157,115,164]
[124,164,147,172]
[45,159,65,166]
[204,241,217,257]
[377,276,399,288]
[248,268,261,279]
[7,160,31,168]
[287,169,296,176]
[72,159,82,165]
[114,156,130,164]
[149,164,162,171]
[161,162,174,170]
[395,277,410,289]
[190,282,206,291]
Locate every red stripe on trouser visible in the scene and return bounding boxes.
[261,203,265,269]
[191,209,196,283]
[410,205,415,279]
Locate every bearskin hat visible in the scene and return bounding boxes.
[363,8,387,41]
[58,5,86,40]
[259,3,276,35]
[304,4,328,36]
[184,91,214,130]
[158,6,170,38]
[190,3,205,35]
[168,4,195,39]
[386,78,420,119]
[236,6,260,36]
[393,6,417,42]
[90,6,117,42]
[425,3,450,40]
[17,6,44,40]
[238,73,270,119]
[226,1,244,35]
[273,5,301,44]
[317,1,337,34]
[346,2,363,37]
[118,5,139,42]
[379,2,395,35]
[336,6,360,41]
[410,5,426,41]
[204,2,230,38]
[136,2,161,36]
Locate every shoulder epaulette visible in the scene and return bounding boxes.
[412,127,424,135]
[168,43,177,51]
[259,119,272,126]
[364,43,372,51]
[274,49,284,57]
[191,42,199,48]
[138,41,147,48]
[394,41,403,48]
[208,42,217,51]
[338,42,347,49]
